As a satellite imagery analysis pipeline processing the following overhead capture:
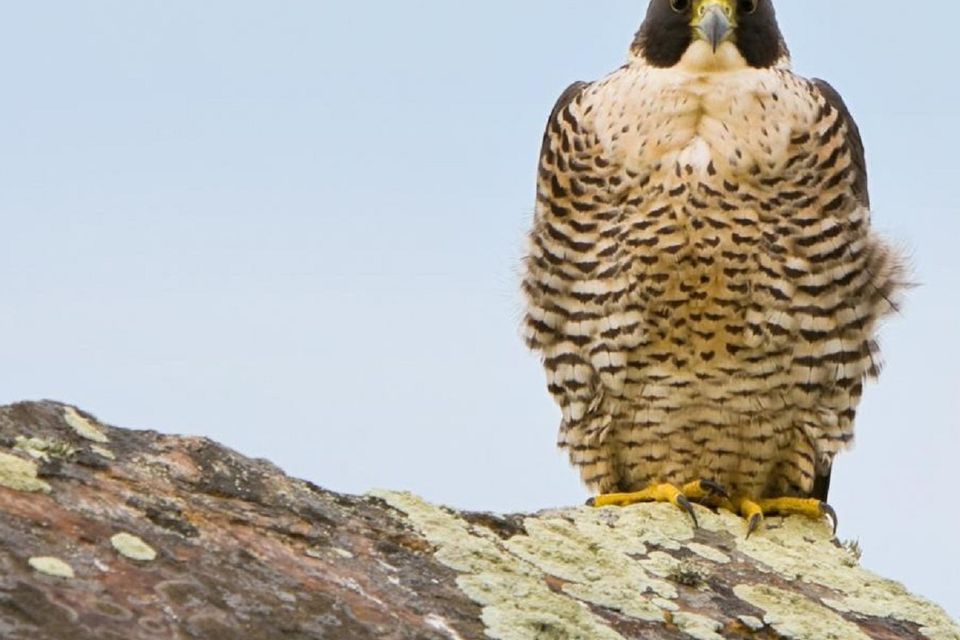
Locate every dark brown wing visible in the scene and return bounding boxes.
[536,81,590,176]
[524,80,591,355]
[524,79,627,490]
[812,78,869,208]
[808,79,870,502]
[812,471,832,502]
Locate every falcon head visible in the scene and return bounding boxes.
[632,0,789,70]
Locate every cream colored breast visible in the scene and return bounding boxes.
[589,59,815,177]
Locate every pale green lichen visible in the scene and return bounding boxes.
[371,491,960,640]
[686,542,730,564]
[738,615,764,631]
[63,407,109,443]
[15,436,77,461]
[672,611,724,640]
[110,533,157,561]
[28,556,75,579]
[732,518,960,640]
[642,550,691,583]
[0,452,52,493]
[840,539,862,566]
[654,597,680,612]
[734,584,871,640]
[506,511,677,622]
[667,560,709,588]
[372,491,626,640]
[584,501,699,550]
[90,445,116,460]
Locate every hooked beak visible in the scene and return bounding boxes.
[696,2,733,52]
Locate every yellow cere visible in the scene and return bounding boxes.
[692,0,737,26]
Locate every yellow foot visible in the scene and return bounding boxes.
[732,496,838,538]
[587,480,728,528]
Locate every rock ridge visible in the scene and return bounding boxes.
[0,401,956,640]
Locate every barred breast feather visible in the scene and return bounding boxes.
[522,60,905,500]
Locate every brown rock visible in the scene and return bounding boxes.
[0,401,956,640]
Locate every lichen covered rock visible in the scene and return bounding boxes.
[0,401,956,639]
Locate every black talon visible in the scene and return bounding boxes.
[586,497,597,507]
[746,513,763,539]
[820,502,838,534]
[700,479,730,499]
[677,494,699,529]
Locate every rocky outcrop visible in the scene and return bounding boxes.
[0,401,956,640]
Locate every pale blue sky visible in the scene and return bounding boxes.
[1,1,957,619]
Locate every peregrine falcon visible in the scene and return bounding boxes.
[522,0,905,534]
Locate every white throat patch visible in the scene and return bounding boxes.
[676,40,749,73]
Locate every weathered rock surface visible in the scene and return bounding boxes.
[0,400,956,640]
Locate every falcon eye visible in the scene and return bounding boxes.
[670,0,691,13]
[739,0,758,13]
